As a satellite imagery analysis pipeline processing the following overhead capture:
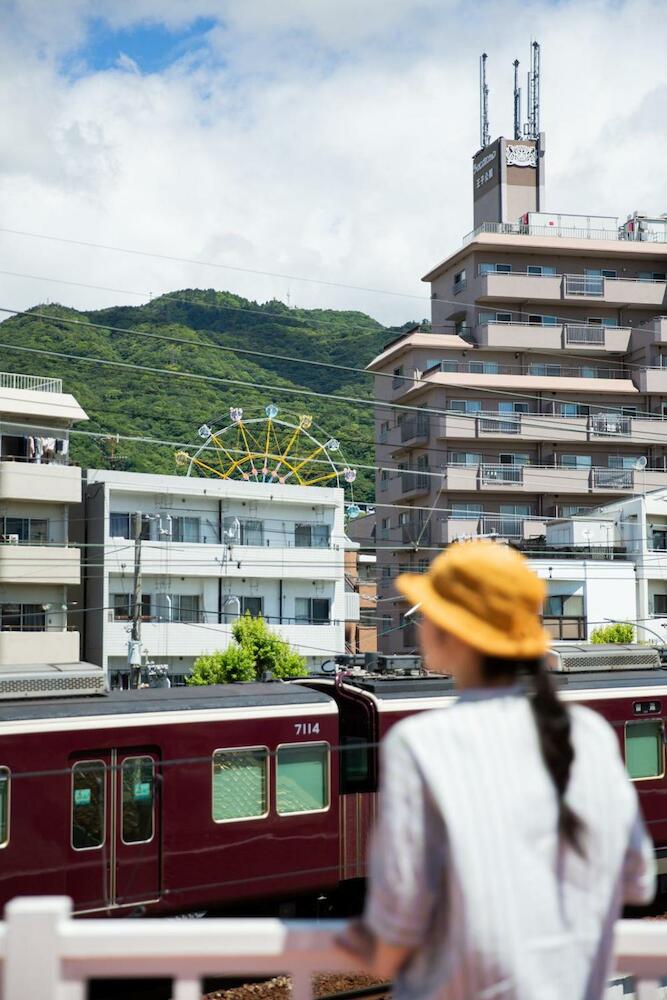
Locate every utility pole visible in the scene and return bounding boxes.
[129,511,143,689]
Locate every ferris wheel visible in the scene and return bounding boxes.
[175,405,360,513]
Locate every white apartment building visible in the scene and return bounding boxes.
[81,470,359,682]
[0,371,87,674]
[545,488,667,642]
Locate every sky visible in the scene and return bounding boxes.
[0,0,666,327]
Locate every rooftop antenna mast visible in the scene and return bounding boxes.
[479,52,490,149]
[526,40,540,139]
[513,59,521,139]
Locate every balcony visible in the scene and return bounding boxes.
[344,591,360,621]
[591,468,634,490]
[477,270,562,302]
[0,461,81,504]
[480,464,524,488]
[401,521,431,545]
[473,322,630,354]
[441,516,546,543]
[0,629,80,666]
[400,414,429,444]
[399,469,431,497]
[633,367,667,393]
[0,544,80,585]
[563,274,666,308]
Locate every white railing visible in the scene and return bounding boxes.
[0,372,62,393]
[463,221,667,245]
[0,898,665,1000]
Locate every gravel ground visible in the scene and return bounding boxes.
[206,974,388,1000]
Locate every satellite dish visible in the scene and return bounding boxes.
[635,457,648,470]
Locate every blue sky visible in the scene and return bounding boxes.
[64,15,219,76]
[1,0,666,324]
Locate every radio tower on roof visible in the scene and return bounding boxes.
[479,52,490,150]
[513,59,521,140]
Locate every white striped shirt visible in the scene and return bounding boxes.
[364,686,656,1000]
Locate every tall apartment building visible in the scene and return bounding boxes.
[81,470,359,683]
[0,371,89,681]
[371,127,667,652]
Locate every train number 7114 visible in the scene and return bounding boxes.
[294,722,320,735]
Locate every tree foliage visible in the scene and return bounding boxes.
[188,614,306,685]
[0,292,412,503]
[590,622,635,644]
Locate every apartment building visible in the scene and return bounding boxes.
[371,128,667,651]
[545,488,667,640]
[80,470,359,682]
[0,371,88,677]
[345,512,377,654]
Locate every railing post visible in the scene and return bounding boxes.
[172,979,202,1000]
[4,896,71,1000]
[290,970,313,1000]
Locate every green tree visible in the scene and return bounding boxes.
[188,614,306,685]
[590,622,635,644]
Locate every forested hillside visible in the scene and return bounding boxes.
[0,290,407,501]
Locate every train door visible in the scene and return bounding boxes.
[68,747,161,913]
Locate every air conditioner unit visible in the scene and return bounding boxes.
[1,534,19,544]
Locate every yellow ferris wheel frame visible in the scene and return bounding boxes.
[175,405,357,490]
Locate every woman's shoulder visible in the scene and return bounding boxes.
[568,702,619,744]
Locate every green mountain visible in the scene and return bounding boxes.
[0,290,403,502]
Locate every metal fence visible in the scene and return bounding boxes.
[0,372,62,393]
[480,464,524,485]
[565,324,607,345]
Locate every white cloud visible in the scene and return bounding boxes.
[0,0,666,327]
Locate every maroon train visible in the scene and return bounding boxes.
[0,654,665,917]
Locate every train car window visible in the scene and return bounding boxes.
[276,743,329,815]
[341,737,371,792]
[71,761,105,850]
[625,721,665,781]
[212,748,268,823]
[121,757,155,844]
[0,768,9,847]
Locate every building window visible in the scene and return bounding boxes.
[479,263,512,274]
[295,598,330,624]
[171,595,200,623]
[608,456,641,470]
[453,269,467,292]
[111,594,152,622]
[240,519,264,546]
[544,594,584,618]
[638,271,667,282]
[294,524,330,548]
[451,503,483,518]
[0,769,9,848]
[527,265,557,276]
[561,455,592,468]
[469,360,499,374]
[625,721,664,781]
[561,403,589,417]
[71,761,106,851]
[527,314,558,326]
[450,400,482,414]
[653,594,667,616]
[212,748,269,822]
[171,516,200,543]
[0,603,46,631]
[450,451,481,465]
[276,744,329,815]
[0,517,48,543]
[121,757,155,845]
[109,513,151,540]
[529,363,562,377]
[392,366,404,388]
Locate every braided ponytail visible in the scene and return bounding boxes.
[481,655,585,856]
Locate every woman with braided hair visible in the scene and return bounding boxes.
[339,540,655,999]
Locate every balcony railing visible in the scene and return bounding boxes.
[400,415,429,442]
[0,371,63,393]
[592,468,634,490]
[590,414,632,436]
[543,615,587,640]
[463,219,667,244]
[478,415,521,434]
[564,324,606,345]
[429,356,625,380]
[400,469,430,493]
[480,464,524,485]
[402,521,431,545]
[3,897,667,1000]
[563,275,604,297]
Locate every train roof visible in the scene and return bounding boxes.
[0,682,332,722]
[342,669,667,699]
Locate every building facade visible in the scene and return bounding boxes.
[80,470,358,682]
[0,371,87,669]
[344,512,377,654]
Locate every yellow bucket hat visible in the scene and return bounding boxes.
[396,540,550,659]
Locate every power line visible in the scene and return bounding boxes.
[0,227,428,302]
